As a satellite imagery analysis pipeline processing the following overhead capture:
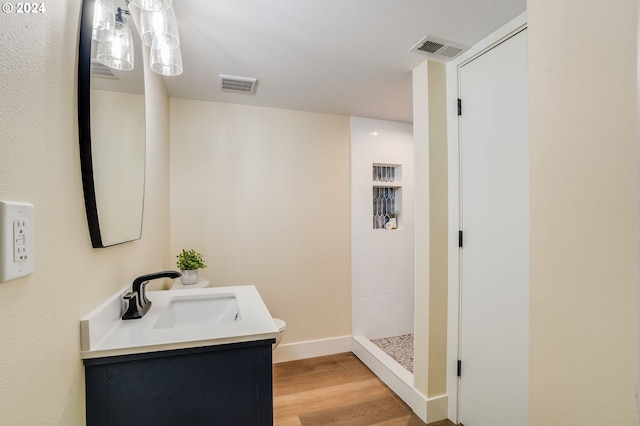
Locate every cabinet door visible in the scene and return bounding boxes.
[85,343,273,426]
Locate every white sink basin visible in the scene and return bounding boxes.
[154,293,241,329]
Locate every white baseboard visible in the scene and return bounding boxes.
[272,335,352,363]
[352,336,448,424]
[426,394,448,424]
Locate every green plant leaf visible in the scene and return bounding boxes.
[176,249,207,270]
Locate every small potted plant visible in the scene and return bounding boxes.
[176,249,207,285]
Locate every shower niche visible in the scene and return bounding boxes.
[372,164,401,230]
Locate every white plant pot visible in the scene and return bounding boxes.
[385,218,397,230]
[180,269,199,285]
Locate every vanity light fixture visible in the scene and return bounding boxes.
[138,4,183,75]
[138,6,180,48]
[91,0,184,76]
[92,0,115,42]
[96,7,134,71]
[150,37,183,76]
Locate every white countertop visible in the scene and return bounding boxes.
[80,285,278,360]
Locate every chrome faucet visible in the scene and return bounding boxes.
[122,270,182,320]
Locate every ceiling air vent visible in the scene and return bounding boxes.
[219,74,258,94]
[90,59,118,79]
[409,36,470,62]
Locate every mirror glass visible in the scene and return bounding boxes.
[78,0,146,248]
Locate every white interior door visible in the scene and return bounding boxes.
[458,28,529,426]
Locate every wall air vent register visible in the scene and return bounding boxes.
[409,35,470,61]
[219,74,258,94]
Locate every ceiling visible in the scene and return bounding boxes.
[165,0,527,123]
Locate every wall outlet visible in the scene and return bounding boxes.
[0,201,35,283]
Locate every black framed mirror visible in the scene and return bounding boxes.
[78,0,146,248]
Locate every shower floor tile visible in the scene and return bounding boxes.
[370,333,414,373]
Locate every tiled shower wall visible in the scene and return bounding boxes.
[351,117,414,339]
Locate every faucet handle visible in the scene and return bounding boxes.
[122,291,142,320]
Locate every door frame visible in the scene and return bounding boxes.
[445,12,527,424]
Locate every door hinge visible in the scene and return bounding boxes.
[457,360,462,377]
[458,230,463,248]
[457,98,462,116]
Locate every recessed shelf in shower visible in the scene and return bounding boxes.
[372,164,401,229]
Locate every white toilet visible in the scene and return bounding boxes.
[272,318,286,350]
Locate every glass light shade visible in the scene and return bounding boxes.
[139,7,180,49]
[150,38,183,76]
[129,0,171,11]
[96,19,134,71]
[92,0,115,42]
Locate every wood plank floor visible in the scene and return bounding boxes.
[272,352,456,426]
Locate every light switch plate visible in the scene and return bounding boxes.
[0,201,35,283]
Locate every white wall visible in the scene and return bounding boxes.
[0,1,172,424]
[528,0,638,423]
[169,99,351,347]
[351,117,415,339]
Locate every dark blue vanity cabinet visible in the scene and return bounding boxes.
[83,339,274,426]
